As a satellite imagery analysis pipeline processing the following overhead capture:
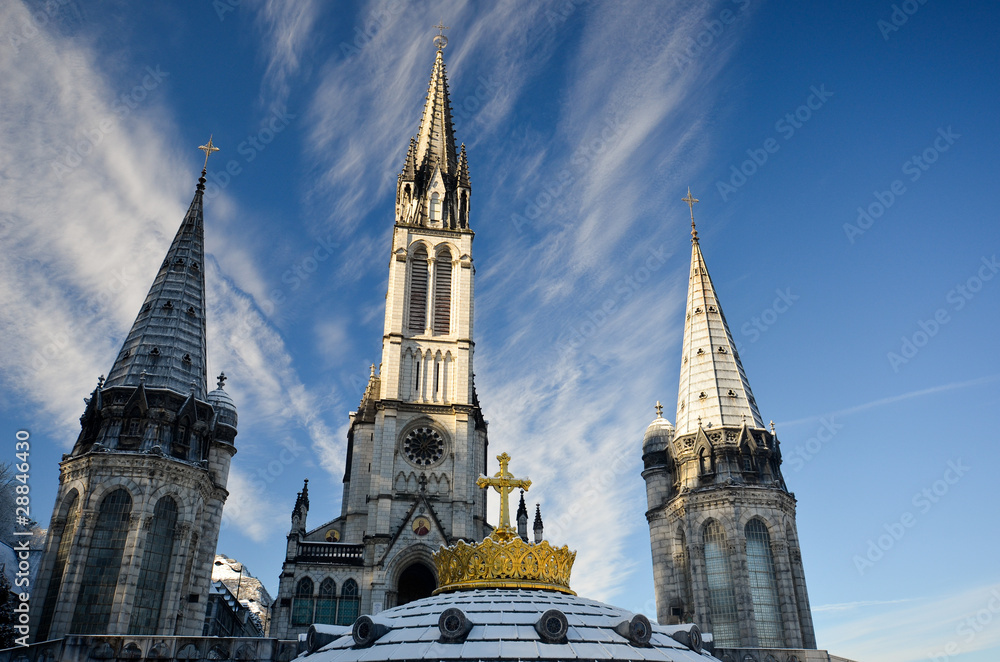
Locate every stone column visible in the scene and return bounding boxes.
[50,508,95,638]
[789,545,817,648]
[770,539,802,648]
[109,511,146,633]
[730,536,755,647]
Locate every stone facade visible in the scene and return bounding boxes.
[643,228,816,650]
[29,170,238,640]
[270,45,489,640]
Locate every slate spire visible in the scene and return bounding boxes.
[104,166,209,399]
[674,206,764,437]
[413,47,458,179]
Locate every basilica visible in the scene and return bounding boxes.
[14,32,853,662]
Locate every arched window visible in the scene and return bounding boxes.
[459,192,468,228]
[337,579,360,625]
[408,248,429,332]
[746,519,783,647]
[292,577,315,626]
[698,448,711,475]
[130,497,178,634]
[173,417,191,459]
[703,520,739,648]
[433,250,452,334]
[37,490,81,640]
[429,193,441,222]
[315,578,337,625]
[72,488,132,634]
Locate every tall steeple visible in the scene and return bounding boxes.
[641,189,816,651]
[674,196,763,435]
[395,33,470,229]
[104,141,216,399]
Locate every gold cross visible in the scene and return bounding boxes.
[198,135,220,171]
[477,452,531,534]
[434,20,450,35]
[682,186,699,241]
[655,401,663,417]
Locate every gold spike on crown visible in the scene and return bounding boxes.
[433,453,577,595]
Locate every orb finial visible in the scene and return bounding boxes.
[433,19,449,50]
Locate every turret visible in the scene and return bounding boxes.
[516,490,528,542]
[532,504,544,544]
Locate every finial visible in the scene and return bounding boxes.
[477,452,531,537]
[198,135,220,173]
[682,186,700,243]
[217,372,227,389]
[433,19,449,50]
[97,374,105,387]
[655,400,663,417]
[697,415,702,428]
[139,370,147,384]
[370,363,376,377]
[770,420,776,435]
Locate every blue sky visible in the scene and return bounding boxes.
[1,1,998,659]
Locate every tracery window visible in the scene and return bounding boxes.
[37,490,81,640]
[746,519,784,647]
[408,247,429,332]
[71,488,132,634]
[130,497,179,634]
[337,579,360,625]
[703,520,739,648]
[291,577,315,626]
[429,193,441,222]
[315,578,337,625]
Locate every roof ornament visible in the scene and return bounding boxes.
[435,451,576,594]
[655,400,663,418]
[682,186,700,243]
[197,135,220,192]
[217,372,227,389]
[433,19,449,50]
[370,363,376,377]
[770,420,776,435]
[139,370,147,384]
[97,374,105,388]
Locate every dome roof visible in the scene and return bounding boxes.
[207,387,237,428]
[643,415,674,454]
[303,588,710,661]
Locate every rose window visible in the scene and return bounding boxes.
[403,427,445,466]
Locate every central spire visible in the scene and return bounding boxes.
[674,190,764,436]
[395,36,470,229]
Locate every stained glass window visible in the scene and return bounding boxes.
[130,497,178,634]
[337,579,360,625]
[315,578,337,625]
[37,491,81,640]
[746,519,784,647]
[71,488,132,634]
[292,577,314,626]
[703,520,739,647]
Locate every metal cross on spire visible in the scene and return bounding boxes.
[682,186,700,243]
[655,401,663,417]
[198,135,220,172]
[433,19,450,50]
[477,452,531,535]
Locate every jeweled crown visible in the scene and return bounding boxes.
[433,453,577,594]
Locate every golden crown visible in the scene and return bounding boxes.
[433,452,577,595]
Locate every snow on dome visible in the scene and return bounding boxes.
[643,415,675,454]
[207,387,237,428]
[300,588,712,662]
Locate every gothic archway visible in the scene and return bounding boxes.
[396,563,436,606]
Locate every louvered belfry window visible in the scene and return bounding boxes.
[408,248,429,332]
[434,250,452,334]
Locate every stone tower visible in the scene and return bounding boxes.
[30,152,237,639]
[271,39,489,639]
[642,195,816,650]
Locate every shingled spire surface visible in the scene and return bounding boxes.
[674,238,764,437]
[104,176,209,399]
[413,48,459,180]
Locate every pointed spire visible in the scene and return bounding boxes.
[533,504,544,544]
[105,145,212,398]
[516,489,529,542]
[457,143,470,188]
[674,197,764,437]
[294,478,310,513]
[401,137,417,180]
[411,46,459,184]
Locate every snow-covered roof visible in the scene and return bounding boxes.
[303,589,712,662]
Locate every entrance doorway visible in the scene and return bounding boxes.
[396,563,436,606]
